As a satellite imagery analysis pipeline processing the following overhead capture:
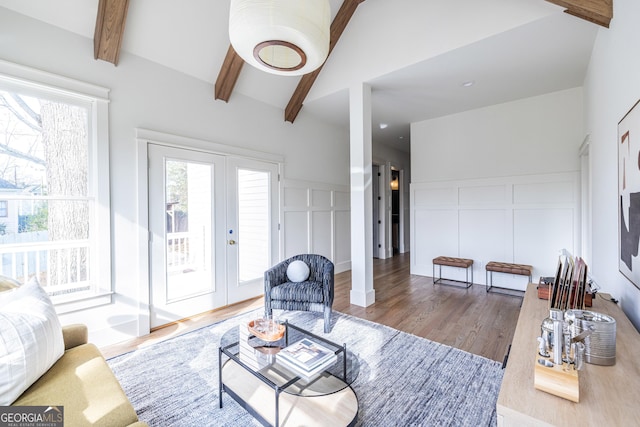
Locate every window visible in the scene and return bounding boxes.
[0,60,111,310]
[0,201,7,218]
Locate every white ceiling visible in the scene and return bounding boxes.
[0,0,598,153]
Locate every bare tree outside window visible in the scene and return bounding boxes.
[0,90,90,293]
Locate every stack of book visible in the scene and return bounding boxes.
[276,338,337,381]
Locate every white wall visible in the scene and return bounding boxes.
[282,180,351,273]
[411,173,580,290]
[412,88,584,182]
[585,0,640,329]
[0,8,351,346]
[411,88,584,289]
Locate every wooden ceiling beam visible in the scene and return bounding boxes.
[215,45,245,102]
[545,0,613,28]
[94,0,130,65]
[285,0,366,123]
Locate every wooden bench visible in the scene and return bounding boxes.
[485,261,533,292]
[432,256,474,288]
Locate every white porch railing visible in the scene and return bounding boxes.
[0,232,204,296]
[0,239,91,296]
[166,231,203,274]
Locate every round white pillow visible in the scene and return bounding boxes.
[286,260,310,283]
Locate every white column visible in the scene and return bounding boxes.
[349,83,375,307]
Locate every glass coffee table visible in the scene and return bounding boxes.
[219,320,359,427]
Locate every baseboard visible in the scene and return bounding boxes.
[335,260,351,274]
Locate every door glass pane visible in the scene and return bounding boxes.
[238,169,269,283]
[165,160,212,301]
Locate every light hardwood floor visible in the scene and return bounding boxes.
[101,253,522,362]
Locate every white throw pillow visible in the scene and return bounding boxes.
[0,277,64,405]
[286,260,310,283]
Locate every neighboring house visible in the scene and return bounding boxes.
[0,0,639,346]
[0,179,45,236]
[0,177,19,235]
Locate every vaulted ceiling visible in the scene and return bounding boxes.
[0,0,610,152]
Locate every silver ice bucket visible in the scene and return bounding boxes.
[565,310,616,366]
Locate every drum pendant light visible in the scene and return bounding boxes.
[229,0,331,76]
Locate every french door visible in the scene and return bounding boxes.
[148,144,278,328]
[226,157,279,304]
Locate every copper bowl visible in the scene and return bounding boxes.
[248,319,286,342]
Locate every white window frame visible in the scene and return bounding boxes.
[0,59,112,313]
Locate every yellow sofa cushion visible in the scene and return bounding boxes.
[62,323,89,351]
[0,275,20,291]
[13,343,141,427]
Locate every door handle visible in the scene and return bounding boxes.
[228,239,236,245]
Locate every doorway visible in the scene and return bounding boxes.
[373,164,380,258]
[391,169,400,255]
[372,164,388,259]
[147,144,278,328]
[372,164,404,259]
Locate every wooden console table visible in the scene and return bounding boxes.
[497,283,640,426]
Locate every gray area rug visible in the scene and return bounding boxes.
[108,310,503,426]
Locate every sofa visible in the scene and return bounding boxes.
[1,277,147,427]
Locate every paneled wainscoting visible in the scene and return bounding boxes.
[282,179,351,273]
[411,172,580,291]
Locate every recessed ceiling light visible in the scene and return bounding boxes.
[379,123,388,129]
[399,136,404,139]
[462,80,475,87]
